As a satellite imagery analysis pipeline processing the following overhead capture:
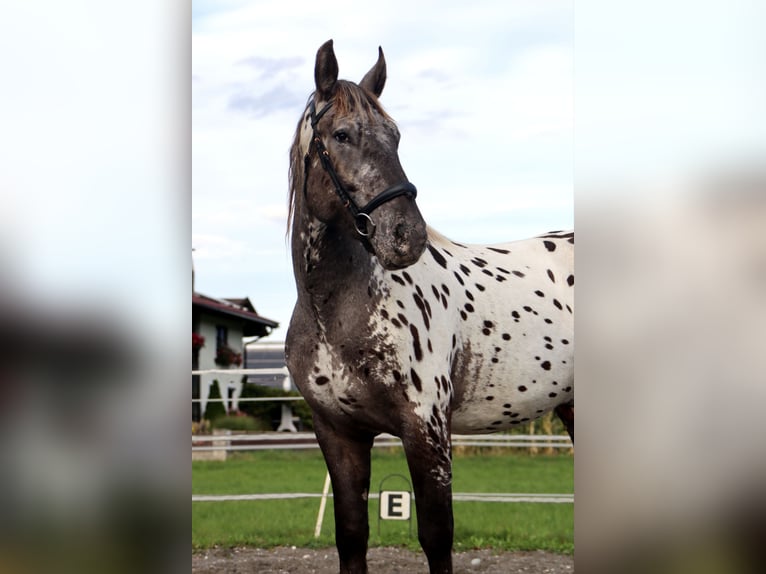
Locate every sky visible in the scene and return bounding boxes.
[192,0,575,341]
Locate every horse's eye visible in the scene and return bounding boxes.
[333,130,349,143]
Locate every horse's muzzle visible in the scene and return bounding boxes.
[374,215,427,270]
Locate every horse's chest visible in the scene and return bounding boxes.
[288,328,420,433]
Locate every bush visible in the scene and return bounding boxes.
[210,414,268,431]
[203,379,226,422]
[192,419,212,435]
[238,381,313,431]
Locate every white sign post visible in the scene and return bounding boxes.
[377,474,413,537]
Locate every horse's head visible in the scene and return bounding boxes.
[290,39,427,270]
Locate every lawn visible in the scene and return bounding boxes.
[192,449,573,553]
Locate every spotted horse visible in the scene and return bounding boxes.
[285,40,573,574]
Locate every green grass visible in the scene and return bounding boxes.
[192,449,573,553]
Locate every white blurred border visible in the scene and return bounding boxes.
[0,2,188,573]
[576,2,766,572]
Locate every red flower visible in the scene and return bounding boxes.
[192,332,205,351]
[215,345,242,367]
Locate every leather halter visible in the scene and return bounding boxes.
[303,99,417,237]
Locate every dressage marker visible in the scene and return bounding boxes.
[377,473,413,538]
[285,39,574,574]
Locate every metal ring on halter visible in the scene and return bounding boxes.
[354,213,376,237]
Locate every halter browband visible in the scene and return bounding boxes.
[303,99,417,237]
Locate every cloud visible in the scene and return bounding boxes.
[398,108,468,138]
[192,234,250,262]
[222,56,307,119]
[416,68,452,85]
[192,200,288,232]
[236,55,304,78]
[258,204,289,226]
[228,84,304,118]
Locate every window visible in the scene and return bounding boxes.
[216,325,228,348]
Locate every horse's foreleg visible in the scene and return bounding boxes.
[313,415,374,574]
[402,431,454,574]
[555,401,574,443]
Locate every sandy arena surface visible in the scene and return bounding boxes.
[192,546,574,573]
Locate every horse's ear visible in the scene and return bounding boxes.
[315,39,338,100]
[360,46,386,98]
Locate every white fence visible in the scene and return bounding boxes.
[191,433,574,507]
[192,366,574,509]
[192,365,573,451]
[191,432,573,452]
[192,368,290,377]
[191,492,574,504]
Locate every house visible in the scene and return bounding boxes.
[192,291,279,421]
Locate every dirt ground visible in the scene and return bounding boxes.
[191,546,574,573]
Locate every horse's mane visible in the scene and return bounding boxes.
[425,226,454,246]
[287,80,392,238]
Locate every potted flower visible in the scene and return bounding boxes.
[215,344,242,367]
[192,332,205,352]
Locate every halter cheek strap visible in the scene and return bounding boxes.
[303,99,417,238]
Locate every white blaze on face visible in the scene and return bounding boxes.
[300,112,313,158]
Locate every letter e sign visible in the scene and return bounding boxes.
[379,490,411,520]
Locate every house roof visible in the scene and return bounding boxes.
[192,292,279,337]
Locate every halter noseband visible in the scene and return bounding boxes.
[303,99,417,238]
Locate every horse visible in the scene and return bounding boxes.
[285,39,574,574]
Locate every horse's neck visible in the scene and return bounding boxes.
[291,214,376,324]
